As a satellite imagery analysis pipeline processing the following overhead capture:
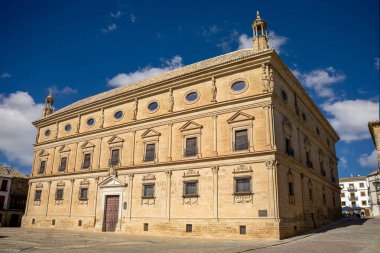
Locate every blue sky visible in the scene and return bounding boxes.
[0,0,378,177]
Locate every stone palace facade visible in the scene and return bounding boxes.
[22,12,341,239]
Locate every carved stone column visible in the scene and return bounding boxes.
[168,124,173,161]
[127,173,134,220]
[45,181,52,217]
[93,177,99,224]
[165,170,172,220]
[97,137,103,170]
[212,115,218,156]
[266,160,279,220]
[269,105,276,149]
[212,166,219,220]
[68,179,75,217]
[100,107,104,128]
[131,131,136,165]
[264,105,271,146]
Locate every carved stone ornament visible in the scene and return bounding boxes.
[233,164,252,174]
[234,194,253,204]
[57,181,65,187]
[108,167,117,177]
[165,170,172,177]
[287,169,293,182]
[183,169,200,178]
[211,76,217,103]
[261,63,269,92]
[143,173,156,181]
[36,183,44,188]
[80,179,90,185]
[265,160,279,170]
[268,67,274,92]
[133,98,138,120]
[212,165,219,174]
[141,198,155,206]
[168,89,174,112]
[183,197,198,205]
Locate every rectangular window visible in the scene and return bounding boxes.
[342,201,346,206]
[55,189,64,200]
[82,154,91,169]
[38,161,46,174]
[144,223,149,231]
[285,138,294,157]
[349,183,354,190]
[306,152,313,168]
[110,149,120,166]
[323,193,326,204]
[309,188,313,201]
[288,182,294,196]
[234,129,249,151]
[360,191,365,197]
[34,190,42,201]
[351,201,356,206]
[0,196,5,209]
[362,201,367,206]
[340,193,345,198]
[59,157,67,172]
[142,184,155,198]
[79,187,88,200]
[185,137,197,157]
[0,180,8,191]
[183,181,198,197]
[52,219,55,226]
[186,224,192,233]
[78,220,82,226]
[235,177,251,194]
[239,225,246,235]
[144,143,156,162]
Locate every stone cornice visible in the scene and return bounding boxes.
[34,94,272,148]
[33,49,274,127]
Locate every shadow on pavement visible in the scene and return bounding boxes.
[300,218,369,237]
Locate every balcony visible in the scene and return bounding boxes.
[348,187,357,192]
[233,141,249,151]
[349,196,358,201]
[184,147,198,157]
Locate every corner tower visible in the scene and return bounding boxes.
[42,91,54,117]
[252,11,269,52]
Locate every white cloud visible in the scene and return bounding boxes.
[48,85,77,95]
[110,11,123,19]
[237,30,288,54]
[130,14,136,23]
[375,57,379,70]
[294,67,346,98]
[1,72,11,78]
[101,23,117,33]
[201,25,220,36]
[108,56,183,87]
[322,99,379,142]
[217,30,239,52]
[0,92,44,167]
[340,157,348,167]
[358,150,378,168]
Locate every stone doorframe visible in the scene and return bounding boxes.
[95,176,127,232]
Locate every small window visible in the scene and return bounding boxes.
[87,118,95,126]
[82,154,91,169]
[144,223,149,231]
[309,188,313,201]
[114,111,123,120]
[359,183,364,188]
[185,137,197,157]
[340,193,345,197]
[55,189,64,200]
[44,129,51,136]
[327,139,330,146]
[64,124,72,132]
[142,184,155,198]
[316,127,320,135]
[360,191,365,197]
[234,129,249,151]
[79,187,88,200]
[281,90,288,102]
[302,113,307,121]
[184,181,198,197]
[148,102,158,111]
[288,182,294,196]
[342,201,346,206]
[231,81,246,92]
[38,161,46,174]
[185,92,199,102]
[239,225,246,235]
[110,149,120,166]
[0,180,8,191]
[362,201,367,206]
[32,218,35,224]
[285,138,294,157]
[323,193,326,204]
[144,143,156,162]
[78,220,82,226]
[235,177,251,194]
[186,224,192,233]
[34,190,42,201]
[59,157,67,172]
[52,219,55,226]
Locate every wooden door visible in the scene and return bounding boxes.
[104,195,119,232]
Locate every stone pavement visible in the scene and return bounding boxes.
[0,218,379,253]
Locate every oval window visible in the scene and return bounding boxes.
[148,102,158,111]
[114,111,123,120]
[231,81,246,92]
[65,124,72,132]
[87,118,95,126]
[45,129,51,136]
[186,92,198,102]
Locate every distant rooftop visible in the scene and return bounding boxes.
[0,164,28,179]
[339,176,367,182]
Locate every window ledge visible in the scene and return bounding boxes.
[183,194,199,198]
[233,192,253,196]
[141,196,156,199]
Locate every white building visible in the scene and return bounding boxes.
[339,177,370,213]
[367,170,380,216]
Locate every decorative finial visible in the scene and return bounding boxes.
[256,10,261,20]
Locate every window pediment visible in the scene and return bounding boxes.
[38,149,49,157]
[180,121,203,132]
[107,135,124,147]
[81,141,95,150]
[98,176,127,188]
[141,129,161,139]
[227,112,254,124]
[58,145,71,153]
